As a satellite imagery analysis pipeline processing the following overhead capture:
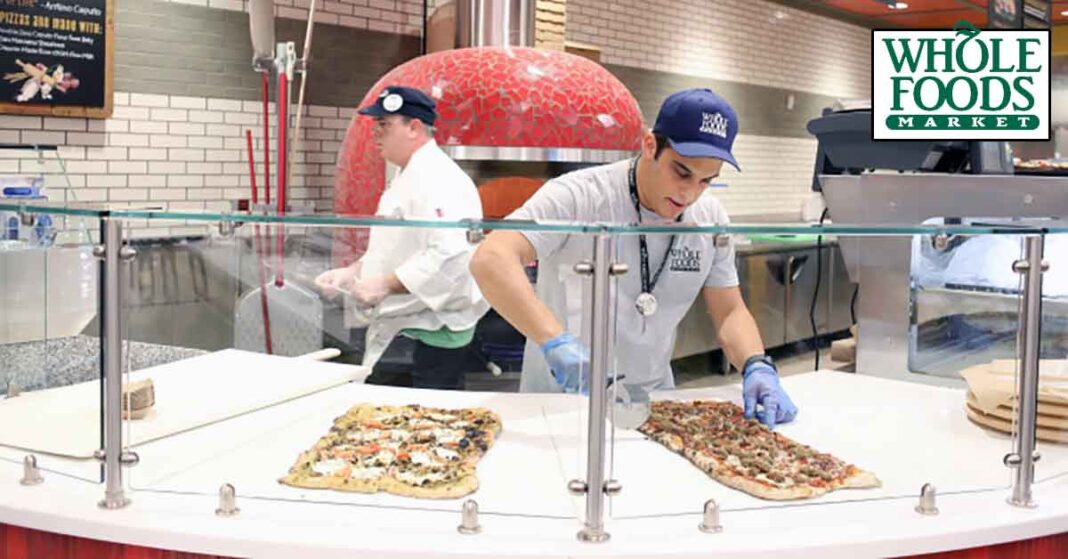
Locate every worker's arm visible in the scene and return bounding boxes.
[701,286,764,369]
[314,259,363,299]
[471,230,588,392]
[469,230,563,345]
[374,273,409,295]
[703,286,797,428]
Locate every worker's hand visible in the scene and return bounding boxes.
[540,332,589,394]
[349,275,392,308]
[742,357,798,429]
[314,267,356,299]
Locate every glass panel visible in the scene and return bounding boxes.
[1033,232,1068,487]
[0,211,102,484]
[4,200,1039,237]
[0,200,109,219]
[83,205,1063,527]
[0,145,74,207]
[910,222,1027,378]
[605,230,1033,520]
[123,219,585,520]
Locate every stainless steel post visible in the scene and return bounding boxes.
[578,234,612,543]
[98,218,130,509]
[1007,235,1046,508]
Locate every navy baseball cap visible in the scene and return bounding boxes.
[358,86,437,126]
[652,88,740,171]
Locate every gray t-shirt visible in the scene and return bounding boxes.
[509,159,738,395]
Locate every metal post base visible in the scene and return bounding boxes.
[577,527,610,543]
[1006,496,1038,509]
[98,495,131,510]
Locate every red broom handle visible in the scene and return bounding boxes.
[246,130,274,355]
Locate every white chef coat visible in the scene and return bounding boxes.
[355,139,489,367]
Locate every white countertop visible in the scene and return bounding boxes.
[1,364,1067,558]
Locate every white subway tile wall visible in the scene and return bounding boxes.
[165,0,425,35]
[0,0,874,234]
[0,92,349,237]
[567,0,872,100]
[714,135,818,218]
[567,0,870,217]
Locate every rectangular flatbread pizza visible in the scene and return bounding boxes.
[280,403,502,499]
[638,400,880,500]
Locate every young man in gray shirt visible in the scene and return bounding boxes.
[470,88,798,428]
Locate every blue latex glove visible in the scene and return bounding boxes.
[540,332,589,394]
[742,358,798,429]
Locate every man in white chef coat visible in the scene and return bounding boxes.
[470,88,798,428]
[317,86,487,390]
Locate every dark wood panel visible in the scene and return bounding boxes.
[0,523,237,559]
[899,531,1068,559]
[2,521,1066,558]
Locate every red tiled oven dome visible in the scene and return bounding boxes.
[332,46,643,263]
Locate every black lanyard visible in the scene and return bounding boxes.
[628,158,679,295]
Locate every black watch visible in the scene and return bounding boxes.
[742,354,774,375]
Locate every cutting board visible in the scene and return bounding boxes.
[0,349,369,458]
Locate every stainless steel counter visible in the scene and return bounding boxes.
[672,238,855,361]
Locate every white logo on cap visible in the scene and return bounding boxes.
[383,93,403,112]
[699,112,728,139]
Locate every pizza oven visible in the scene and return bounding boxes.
[331,0,644,263]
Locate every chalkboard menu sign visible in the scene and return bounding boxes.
[0,0,112,118]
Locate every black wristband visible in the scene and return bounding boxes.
[742,354,774,375]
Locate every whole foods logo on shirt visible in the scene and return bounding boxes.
[873,21,1049,140]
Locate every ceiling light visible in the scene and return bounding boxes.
[889,1,908,9]
[1061,9,1068,16]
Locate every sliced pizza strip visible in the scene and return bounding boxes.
[639,400,879,501]
[280,403,502,499]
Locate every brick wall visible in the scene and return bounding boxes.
[166,0,425,35]
[567,0,872,218]
[535,0,566,51]
[0,0,420,237]
[567,0,870,99]
[0,93,348,237]
[0,0,875,230]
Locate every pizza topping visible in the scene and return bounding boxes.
[311,458,348,476]
[410,451,436,467]
[434,447,461,462]
[281,404,502,498]
[349,429,383,442]
[432,428,463,444]
[638,400,878,500]
[427,412,457,422]
[394,468,446,486]
[350,467,386,480]
[371,450,396,467]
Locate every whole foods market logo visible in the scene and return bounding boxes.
[873,21,1049,140]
